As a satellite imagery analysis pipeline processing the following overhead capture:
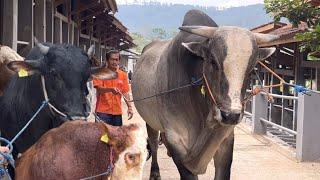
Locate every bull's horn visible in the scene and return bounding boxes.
[87,44,95,58]
[34,37,49,55]
[179,26,218,38]
[254,33,279,45]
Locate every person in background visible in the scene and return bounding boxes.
[128,70,133,83]
[93,49,133,126]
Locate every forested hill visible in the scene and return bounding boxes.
[116,3,273,35]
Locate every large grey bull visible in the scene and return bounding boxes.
[132,10,278,180]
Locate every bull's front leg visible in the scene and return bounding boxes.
[146,124,161,180]
[164,130,198,180]
[213,131,234,180]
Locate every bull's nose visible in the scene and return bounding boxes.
[220,111,241,125]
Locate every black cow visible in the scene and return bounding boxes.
[0,41,116,158]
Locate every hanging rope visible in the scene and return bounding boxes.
[249,61,320,102]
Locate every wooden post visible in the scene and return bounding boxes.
[294,44,305,86]
[54,17,60,43]
[67,0,71,44]
[18,0,33,53]
[46,0,54,43]
[2,0,18,50]
[316,68,320,91]
[34,0,46,42]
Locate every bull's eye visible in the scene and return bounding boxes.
[209,53,221,70]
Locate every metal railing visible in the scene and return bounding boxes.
[246,86,320,161]
[244,89,298,148]
[261,92,298,136]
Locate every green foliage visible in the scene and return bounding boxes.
[264,0,320,57]
[264,0,320,27]
[151,28,168,39]
[131,32,151,54]
[131,28,178,54]
[296,25,320,57]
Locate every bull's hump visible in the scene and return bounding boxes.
[182,9,217,27]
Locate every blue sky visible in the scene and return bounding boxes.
[117,0,264,7]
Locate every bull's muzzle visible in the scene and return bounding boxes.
[220,111,242,125]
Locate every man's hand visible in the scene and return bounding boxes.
[0,146,9,153]
[127,107,133,120]
[0,146,9,161]
[110,87,121,95]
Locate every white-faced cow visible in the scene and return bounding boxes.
[0,45,24,96]
[132,10,278,180]
[0,41,117,176]
[15,121,147,180]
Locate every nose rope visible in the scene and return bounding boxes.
[243,60,293,105]
[202,72,218,107]
[41,75,67,117]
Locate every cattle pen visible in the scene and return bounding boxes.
[245,16,320,162]
[0,0,136,62]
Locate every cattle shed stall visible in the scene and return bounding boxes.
[244,21,320,162]
[0,0,135,63]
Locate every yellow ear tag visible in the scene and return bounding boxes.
[100,134,109,144]
[18,69,29,77]
[201,85,206,96]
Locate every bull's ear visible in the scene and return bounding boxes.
[91,67,118,80]
[182,42,205,57]
[257,47,276,60]
[7,60,42,76]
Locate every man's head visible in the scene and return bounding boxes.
[106,49,120,71]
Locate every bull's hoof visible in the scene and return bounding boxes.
[149,172,161,180]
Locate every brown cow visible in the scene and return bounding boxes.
[0,45,24,96]
[15,121,147,180]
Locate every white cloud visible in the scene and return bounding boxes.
[117,0,264,7]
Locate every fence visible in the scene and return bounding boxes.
[245,86,320,161]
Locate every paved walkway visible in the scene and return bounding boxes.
[122,102,320,180]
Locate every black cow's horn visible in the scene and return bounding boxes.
[87,45,95,58]
[179,26,218,38]
[34,37,49,55]
[254,33,279,45]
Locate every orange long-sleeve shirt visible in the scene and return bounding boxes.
[93,69,130,115]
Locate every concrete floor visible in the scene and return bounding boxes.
[122,102,320,180]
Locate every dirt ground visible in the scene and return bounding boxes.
[122,101,320,180]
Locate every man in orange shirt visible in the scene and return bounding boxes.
[93,50,133,126]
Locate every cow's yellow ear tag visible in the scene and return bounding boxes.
[100,134,109,143]
[200,85,205,96]
[18,69,29,77]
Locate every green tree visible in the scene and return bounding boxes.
[264,0,320,58]
[131,32,151,54]
[151,28,169,39]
